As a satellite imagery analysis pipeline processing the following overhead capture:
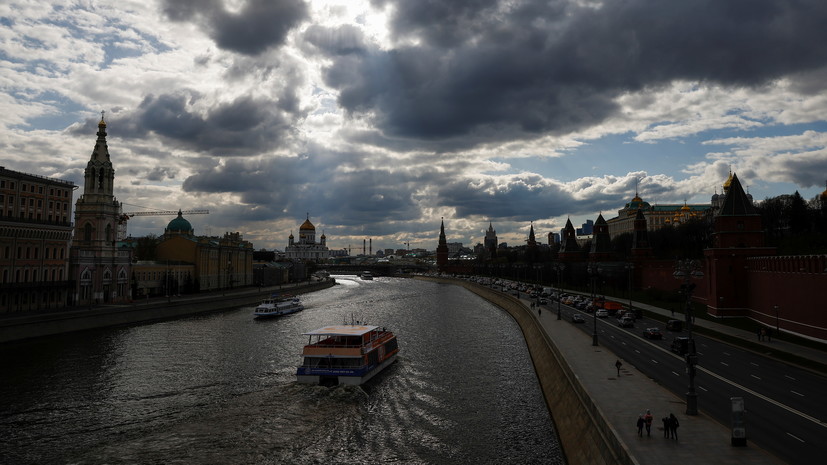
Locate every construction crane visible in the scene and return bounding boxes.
[117,208,209,240]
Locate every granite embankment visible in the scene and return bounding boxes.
[417,276,632,465]
[0,279,335,343]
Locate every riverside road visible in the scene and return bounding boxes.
[544,293,825,465]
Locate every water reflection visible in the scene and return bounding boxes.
[0,276,563,464]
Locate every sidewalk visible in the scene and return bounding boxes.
[524,296,786,465]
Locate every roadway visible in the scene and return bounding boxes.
[543,297,827,465]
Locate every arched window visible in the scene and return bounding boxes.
[105,224,112,243]
[98,168,104,189]
[84,223,92,242]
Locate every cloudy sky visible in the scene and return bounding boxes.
[3,0,827,252]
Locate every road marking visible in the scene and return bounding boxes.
[720,362,729,367]
[634,349,640,354]
[723,351,731,356]
[699,367,824,429]
[672,371,680,376]
[751,374,761,380]
[750,362,759,367]
[787,433,805,443]
[785,375,796,381]
[651,359,659,364]
[698,385,708,392]
[791,390,804,397]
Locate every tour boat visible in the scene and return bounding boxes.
[361,271,373,280]
[296,324,399,385]
[254,294,304,319]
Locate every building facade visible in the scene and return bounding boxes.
[0,166,76,312]
[68,115,132,306]
[152,211,254,292]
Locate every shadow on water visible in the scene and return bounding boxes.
[0,277,564,464]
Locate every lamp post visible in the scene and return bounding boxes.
[626,262,634,318]
[556,263,565,320]
[773,305,779,333]
[588,264,600,346]
[674,259,704,415]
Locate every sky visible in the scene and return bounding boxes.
[3,0,827,253]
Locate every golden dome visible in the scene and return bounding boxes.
[681,203,691,212]
[300,218,315,231]
[722,169,733,192]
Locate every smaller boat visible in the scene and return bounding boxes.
[361,271,373,280]
[254,294,304,319]
[296,324,399,385]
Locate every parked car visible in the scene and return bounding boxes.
[643,327,663,339]
[572,314,585,324]
[666,319,684,331]
[595,309,609,318]
[671,337,690,355]
[618,316,634,328]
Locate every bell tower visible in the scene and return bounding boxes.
[70,113,132,305]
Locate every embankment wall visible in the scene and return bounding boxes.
[417,276,633,465]
[0,280,335,343]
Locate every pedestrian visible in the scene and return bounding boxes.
[636,414,644,437]
[761,328,766,341]
[668,413,680,440]
[766,328,772,342]
[615,359,622,376]
[538,307,542,317]
[644,410,653,437]
[662,416,669,438]
[757,327,762,341]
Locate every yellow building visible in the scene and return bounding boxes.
[150,211,254,292]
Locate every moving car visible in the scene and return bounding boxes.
[595,309,609,318]
[643,327,663,339]
[572,314,585,324]
[666,319,683,331]
[671,337,690,355]
[617,316,634,328]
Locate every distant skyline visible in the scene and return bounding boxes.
[3,0,827,252]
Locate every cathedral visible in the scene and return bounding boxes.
[285,215,329,262]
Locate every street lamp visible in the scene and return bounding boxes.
[773,305,780,333]
[588,264,600,346]
[626,263,634,318]
[674,259,704,415]
[556,263,565,320]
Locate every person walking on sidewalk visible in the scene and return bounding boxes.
[662,416,669,438]
[668,413,680,440]
[615,359,622,376]
[644,410,653,437]
[636,414,644,437]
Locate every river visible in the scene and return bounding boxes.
[0,276,564,464]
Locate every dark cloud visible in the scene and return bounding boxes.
[160,0,308,56]
[108,91,297,155]
[180,146,431,229]
[311,0,827,148]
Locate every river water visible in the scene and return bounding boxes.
[1,276,564,464]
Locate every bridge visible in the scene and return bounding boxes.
[320,263,431,277]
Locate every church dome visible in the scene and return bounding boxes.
[723,170,734,192]
[300,218,315,231]
[166,210,193,233]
